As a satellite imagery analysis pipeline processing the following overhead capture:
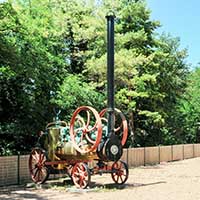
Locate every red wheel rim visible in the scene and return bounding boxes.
[111,161,128,185]
[70,106,102,153]
[29,148,49,184]
[99,108,128,146]
[72,163,91,189]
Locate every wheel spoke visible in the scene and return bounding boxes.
[74,172,80,176]
[82,180,86,188]
[37,170,41,182]
[77,165,82,173]
[40,153,45,163]
[116,174,119,183]
[119,174,123,183]
[30,165,37,172]
[39,152,43,163]
[35,151,40,161]
[41,168,47,177]
[32,154,38,162]
[33,168,39,179]
[79,177,84,187]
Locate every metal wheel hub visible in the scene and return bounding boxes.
[36,163,43,169]
[104,135,123,161]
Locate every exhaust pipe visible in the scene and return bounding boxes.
[97,14,123,162]
[106,14,115,138]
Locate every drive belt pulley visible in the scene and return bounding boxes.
[104,134,123,161]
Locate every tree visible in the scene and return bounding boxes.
[51,74,104,121]
[84,0,189,146]
[174,67,200,144]
[0,0,105,154]
[0,0,68,154]
[0,0,190,154]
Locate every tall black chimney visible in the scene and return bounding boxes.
[96,14,123,161]
[106,14,115,137]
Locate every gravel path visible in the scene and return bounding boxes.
[1,157,200,200]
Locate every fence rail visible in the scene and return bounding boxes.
[1,144,200,186]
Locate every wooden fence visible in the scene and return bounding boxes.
[1,144,200,186]
[0,155,30,186]
[120,144,200,166]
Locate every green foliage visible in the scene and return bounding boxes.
[173,67,200,143]
[0,122,34,155]
[84,0,189,146]
[51,74,105,120]
[0,0,69,154]
[0,0,191,154]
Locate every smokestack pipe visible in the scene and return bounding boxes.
[106,14,115,137]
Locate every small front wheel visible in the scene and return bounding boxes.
[71,162,91,189]
[111,160,128,185]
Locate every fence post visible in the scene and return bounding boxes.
[127,148,129,167]
[158,146,161,164]
[193,143,195,158]
[17,152,20,185]
[171,145,173,161]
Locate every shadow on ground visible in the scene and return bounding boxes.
[0,185,47,200]
[0,177,166,199]
[90,181,166,190]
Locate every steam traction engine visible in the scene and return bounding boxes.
[29,15,129,189]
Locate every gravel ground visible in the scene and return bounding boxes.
[1,157,200,200]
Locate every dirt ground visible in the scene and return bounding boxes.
[1,157,200,200]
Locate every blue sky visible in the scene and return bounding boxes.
[147,0,200,68]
